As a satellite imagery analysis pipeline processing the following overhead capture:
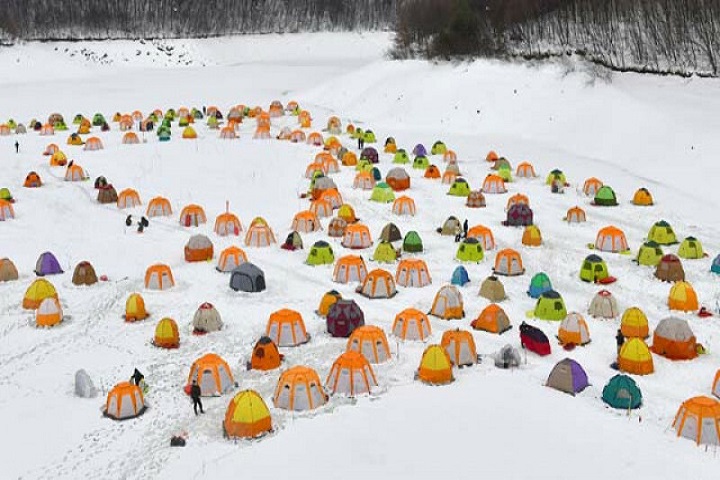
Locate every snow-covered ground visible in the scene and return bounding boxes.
[0,32,719,480]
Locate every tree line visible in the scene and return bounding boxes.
[393,0,720,76]
[0,0,397,41]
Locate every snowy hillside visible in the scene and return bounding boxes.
[0,33,719,480]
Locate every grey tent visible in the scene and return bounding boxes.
[74,369,98,398]
[380,222,402,243]
[494,344,522,369]
[230,262,266,292]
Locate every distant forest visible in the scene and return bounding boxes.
[0,0,396,40]
[394,0,720,76]
[3,0,720,77]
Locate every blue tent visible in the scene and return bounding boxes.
[451,266,470,286]
[711,254,720,274]
[527,272,552,298]
[371,167,382,181]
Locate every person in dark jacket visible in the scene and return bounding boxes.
[463,219,469,238]
[15,141,19,153]
[125,215,133,227]
[190,380,204,415]
[130,368,144,387]
[616,329,625,354]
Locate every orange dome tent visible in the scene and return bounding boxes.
[188,353,234,396]
[417,345,454,385]
[424,165,441,179]
[493,248,525,276]
[620,307,649,338]
[430,285,464,319]
[595,226,629,253]
[618,338,654,375]
[216,246,247,272]
[392,196,416,216]
[668,281,699,312]
[22,279,57,310]
[564,206,587,223]
[482,174,507,194]
[125,293,148,321]
[309,198,333,218]
[273,366,327,411]
[153,317,179,348]
[558,313,590,346]
[471,304,511,334]
[583,177,603,196]
[320,189,343,209]
[184,234,214,262]
[486,151,499,163]
[214,210,242,236]
[144,264,174,290]
[467,225,495,251]
[441,329,477,366]
[290,210,322,233]
[266,309,309,347]
[506,193,529,211]
[122,132,140,144]
[342,223,373,249]
[249,337,283,371]
[333,255,368,284]
[316,290,342,317]
[325,351,377,396]
[0,199,15,220]
[672,396,720,446]
[353,171,375,190]
[392,308,432,341]
[43,143,60,156]
[50,150,67,166]
[64,164,87,181]
[632,188,654,206]
[36,297,63,327]
[179,204,206,227]
[347,326,391,363]
[651,317,698,360]
[224,390,272,439]
[515,162,536,178]
[117,189,141,209]
[104,382,146,420]
[357,269,397,298]
[395,259,431,287]
[146,196,172,217]
[244,217,276,247]
[84,137,104,151]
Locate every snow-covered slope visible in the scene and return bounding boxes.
[0,33,718,480]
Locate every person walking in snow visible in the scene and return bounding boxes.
[14,141,19,153]
[463,219,469,238]
[358,134,365,151]
[190,380,204,415]
[615,329,625,354]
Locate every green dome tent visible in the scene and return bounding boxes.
[448,178,471,197]
[431,141,447,155]
[545,169,566,186]
[533,290,567,321]
[602,374,642,409]
[636,241,663,266]
[455,238,483,262]
[402,231,423,253]
[370,182,395,203]
[373,241,398,263]
[306,241,334,266]
[579,254,609,283]
[677,236,704,259]
[594,186,618,206]
[393,150,410,164]
[647,220,677,245]
[413,155,430,170]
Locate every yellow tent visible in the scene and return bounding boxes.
[23,279,58,310]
